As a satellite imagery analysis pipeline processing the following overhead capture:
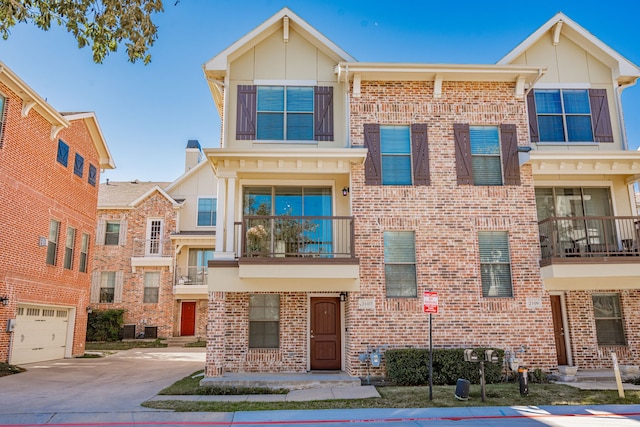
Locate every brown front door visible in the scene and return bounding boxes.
[180,302,196,336]
[310,297,341,370]
[550,295,568,365]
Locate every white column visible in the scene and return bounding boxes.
[214,177,227,257]
[225,176,237,257]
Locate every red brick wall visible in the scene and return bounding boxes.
[0,82,102,361]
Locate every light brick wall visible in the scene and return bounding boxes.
[565,290,640,369]
[0,82,102,361]
[92,193,179,339]
[345,80,556,376]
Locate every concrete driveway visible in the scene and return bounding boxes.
[0,347,206,414]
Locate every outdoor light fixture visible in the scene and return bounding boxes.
[340,292,348,302]
[342,187,349,196]
[86,306,93,314]
[0,296,9,306]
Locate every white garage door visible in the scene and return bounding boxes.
[12,304,70,365]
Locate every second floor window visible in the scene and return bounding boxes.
[46,219,60,266]
[236,85,333,142]
[63,227,76,269]
[197,198,217,226]
[528,88,613,143]
[79,233,90,273]
[105,222,121,245]
[143,272,160,303]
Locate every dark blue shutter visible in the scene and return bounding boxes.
[57,140,69,167]
[236,85,257,140]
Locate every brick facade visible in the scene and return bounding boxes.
[0,78,109,362]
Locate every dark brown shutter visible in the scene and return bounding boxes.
[527,91,539,143]
[500,124,521,186]
[589,88,614,143]
[454,123,473,185]
[363,124,382,185]
[411,123,430,186]
[236,85,256,140]
[314,86,334,141]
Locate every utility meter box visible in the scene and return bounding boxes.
[6,318,16,332]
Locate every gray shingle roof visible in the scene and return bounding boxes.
[98,180,172,208]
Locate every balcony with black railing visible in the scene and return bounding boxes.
[236,215,356,262]
[539,216,640,265]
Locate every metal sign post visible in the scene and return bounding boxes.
[423,292,438,401]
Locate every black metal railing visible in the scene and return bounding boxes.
[235,215,355,259]
[174,266,207,286]
[132,239,173,257]
[538,216,640,262]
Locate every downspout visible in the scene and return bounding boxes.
[615,79,638,151]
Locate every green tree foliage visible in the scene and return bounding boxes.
[86,309,125,341]
[0,0,164,64]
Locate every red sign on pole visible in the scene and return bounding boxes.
[423,291,438,313]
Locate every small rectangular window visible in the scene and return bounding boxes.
[197,197,217,226]
[57,140,69,167]
[79,233,90,273]
[100,272,116,303]
[88,164,97,186]
[593,294,626,345]
[479,231,513,297]
[384,231,417,297]
[249,294,280,348]
[381,126,412,185]
[63,227,76,269]
[74,153,84,177]
[470,126,502,185]
[105,222,120,245]
[143,272,160,303]
[46,219,60,265]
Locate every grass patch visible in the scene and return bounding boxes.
[143,380,640,412]
[0,363,26,377]
[85,339,167,351]
[158,371,288,395]
[184,340,206,348]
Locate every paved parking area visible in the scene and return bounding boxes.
[0,347,206,414]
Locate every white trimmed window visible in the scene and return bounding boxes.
[79,233,90,273]
[63,227,76,269]
[249,294,280,348]
[46,219,60,266]
[197,197,217,226]
[144,272,160,303]
[384,231,417,297]
[593,293,626,346]
[479,232,513,297]
[99,272,116,303]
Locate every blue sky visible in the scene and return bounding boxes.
[2,0,639,183]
